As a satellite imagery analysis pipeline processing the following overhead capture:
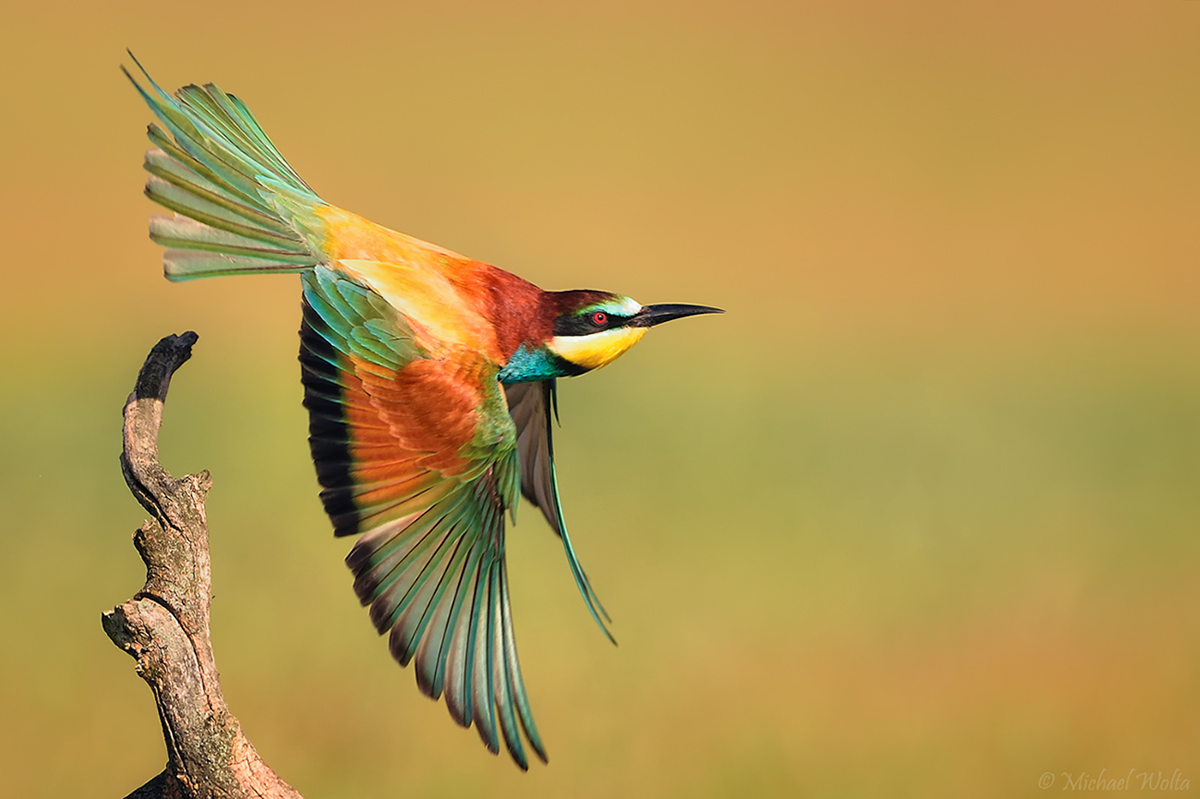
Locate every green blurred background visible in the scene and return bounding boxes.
[2,1,1197,796]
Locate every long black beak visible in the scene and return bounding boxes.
[629,303,725,328]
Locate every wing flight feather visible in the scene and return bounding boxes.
[301,264,546,768]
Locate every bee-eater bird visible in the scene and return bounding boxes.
[125,56,721,770]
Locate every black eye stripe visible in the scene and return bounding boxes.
[552,311,630,336]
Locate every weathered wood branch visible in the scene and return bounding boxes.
[103,333,304,799]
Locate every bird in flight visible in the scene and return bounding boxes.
[125,54,721,769]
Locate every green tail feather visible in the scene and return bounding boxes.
[124,52,325,281]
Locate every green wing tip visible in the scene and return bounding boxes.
[120,62,150,103]
[125,49,157,87]
[578,575,617,645]
[543,419,615,645]
[121,51,172,117]
[121,49,150,91]
[555,522,617,644]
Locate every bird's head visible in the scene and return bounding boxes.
[541,290,723,376]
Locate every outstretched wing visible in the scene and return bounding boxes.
[502,381,614,643]
[300,264,546,768]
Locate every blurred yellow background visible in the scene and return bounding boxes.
[1,1,1197,796]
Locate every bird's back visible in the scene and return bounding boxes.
[311,205,546,364]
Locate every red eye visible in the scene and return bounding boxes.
[591,311,608,326]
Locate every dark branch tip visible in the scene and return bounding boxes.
[134,331,199,402]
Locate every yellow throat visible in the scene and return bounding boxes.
[550,326,649,371]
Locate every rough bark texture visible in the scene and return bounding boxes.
[103,332,304,799]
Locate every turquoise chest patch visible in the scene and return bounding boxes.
[498,344,572,383]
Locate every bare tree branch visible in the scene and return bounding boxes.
[103,332,304,799]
